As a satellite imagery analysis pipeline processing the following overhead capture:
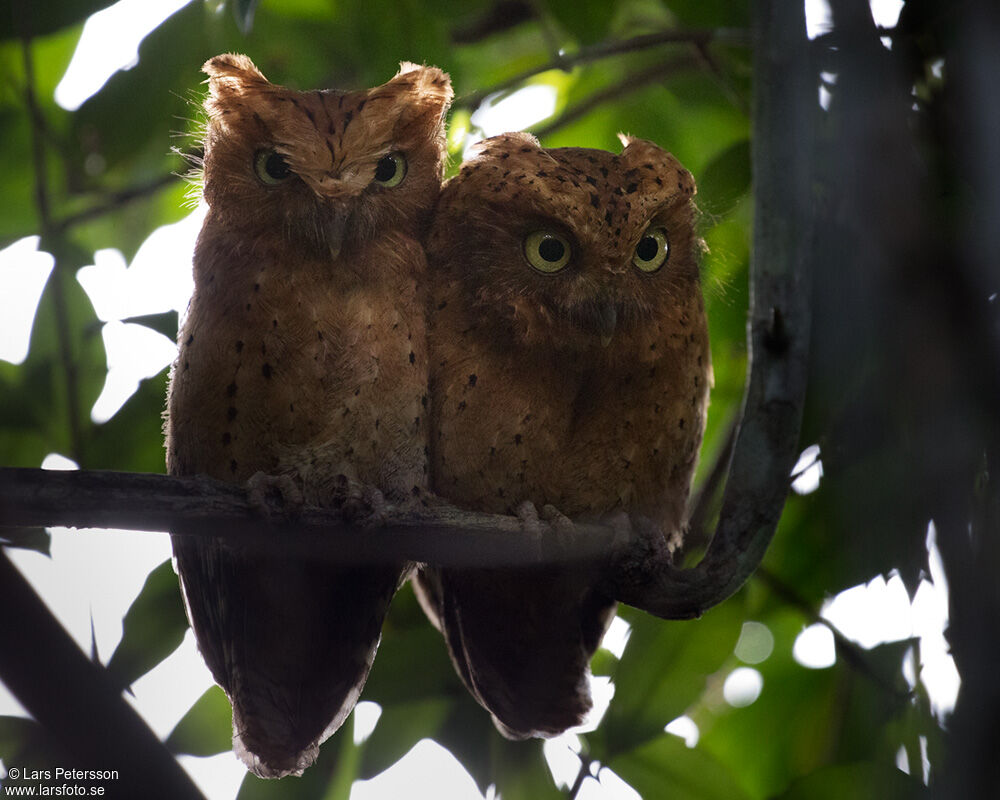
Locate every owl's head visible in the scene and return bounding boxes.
[199,54,452,258]
[428,132,702,358]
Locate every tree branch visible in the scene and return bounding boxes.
[0,466,617,568]
[603,0,813,618]
[530,56,698,139]
[755,566,912,703]
[0,551,205,799]
[453,27,750,111]
[53,172,183,236]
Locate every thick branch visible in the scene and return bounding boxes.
[0,467,617,568]
[604,0,813,617]
[0,551,205,799]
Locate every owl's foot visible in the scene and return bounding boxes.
[246,472,304,519]
[539,503,578,556]
[331,474,388,526]
[513,501,578,562]
[514,500,546,561]
[607,511,674,570]
[406,486,444,509]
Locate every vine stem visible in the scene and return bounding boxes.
[20,35,86,464]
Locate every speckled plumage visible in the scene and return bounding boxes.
[415,132,711,738]
[164,54,451,777]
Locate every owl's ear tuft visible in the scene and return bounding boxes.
[619,136,677,168]
[377,63,453,141]
[390,63,454,107]
[618,135,663,159]
[203,53,270,111]
[468,132,548,162]
[466,131,557,165]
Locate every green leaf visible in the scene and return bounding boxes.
[608,734,753,800]
[88,371,171,473]
[545,0,615,45]
[105,558,187,689]
[597,599,744,759]
[120,311,179,342]
[773,762,928,800]
[362,624,464,705]
[232,0,260,34]
[0,527,51,556]
[698,139,751,216]
[358,697,453,780]
[489,737,563,800]
[165,686,232,756]
[0,715,67,769]
[661,0,750,28]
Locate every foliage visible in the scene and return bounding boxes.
[2,0,988,798]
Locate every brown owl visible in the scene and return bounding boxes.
[165,54,452,776]
[415,132,711,738]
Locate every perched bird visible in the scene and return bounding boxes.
[165,54,452,777]
[416,132,711,738]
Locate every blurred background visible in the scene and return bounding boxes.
[1,0,995,798]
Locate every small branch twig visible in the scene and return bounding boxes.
[755,566,912,702]
[567,754,591,798]
[453,27,750,110]
[531,56,697,139]
[53,173,182,235]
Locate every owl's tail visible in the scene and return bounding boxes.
[173,534,403,777]
[415,564,615,739]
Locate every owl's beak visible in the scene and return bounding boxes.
[598,301,617,348]
[325,208,347,260]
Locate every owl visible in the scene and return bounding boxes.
[164,54,452,776]
[415,132,711,738]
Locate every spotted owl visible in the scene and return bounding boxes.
[164,54,452,776]
[415,132,711,738]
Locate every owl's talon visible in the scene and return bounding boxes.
[332,474,389,526]
[515,500,542,538]
[246,472,304,519]
[514,500,546,560]
[408,486,445,509]
[540,504,577,555]
[607,511,673,570]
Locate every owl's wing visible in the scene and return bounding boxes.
[415,564,615,739]
[172,532,402,777]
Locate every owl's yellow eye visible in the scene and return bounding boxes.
[373,153,407,187]
[524,231,571,273]
[633,226,670,273]
[253,149,293,185]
